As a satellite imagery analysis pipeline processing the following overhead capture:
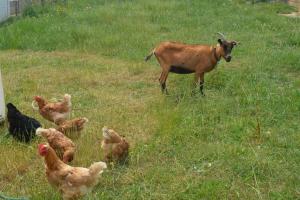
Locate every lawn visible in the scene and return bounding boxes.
[0,0,299,199]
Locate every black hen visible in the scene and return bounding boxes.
[7,103,41,143]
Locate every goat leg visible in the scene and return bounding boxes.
[159,70,169,95]
[198,73,205,96]
[162,83,169,95]
[196,72,205,96]
[200,81,205,96]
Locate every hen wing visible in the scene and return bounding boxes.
[64,167,92,187]
[44,103,69,113]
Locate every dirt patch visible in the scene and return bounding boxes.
[280,0,300,17]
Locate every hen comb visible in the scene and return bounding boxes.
[34,96,42,101]
[38,143,47,152]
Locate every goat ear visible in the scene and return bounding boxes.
[232,41,238,46]
[218,39,223,45]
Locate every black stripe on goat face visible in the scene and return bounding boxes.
[218,39,237,62]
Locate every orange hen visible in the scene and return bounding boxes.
[56,117,88,139]
[34,94,71,124]
[101,126,129,164]
[38,144,107,200]
[36,128,76,163]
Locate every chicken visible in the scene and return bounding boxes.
[56,117,88,139]
[33,94,71,124]
[38,144,107,200]
[101,126,129,164]
[7,103,41,143]
[36,128,76,163]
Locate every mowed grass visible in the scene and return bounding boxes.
[0,0,299,199]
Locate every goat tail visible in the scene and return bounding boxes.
[144,49,155,62]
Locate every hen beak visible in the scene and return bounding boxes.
[36,127,46,136]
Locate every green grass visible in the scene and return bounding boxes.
[0,0,299,199]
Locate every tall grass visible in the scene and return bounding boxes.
[0,0,299,199]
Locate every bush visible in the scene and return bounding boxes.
[22,6,38,18]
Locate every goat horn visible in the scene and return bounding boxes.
[233,40,240,45]
[217,32,226,40]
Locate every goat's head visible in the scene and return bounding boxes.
[217,32,238,62]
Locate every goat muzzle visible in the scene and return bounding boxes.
[225,55,232,62]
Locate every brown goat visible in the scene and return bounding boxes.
[145,33,238,95]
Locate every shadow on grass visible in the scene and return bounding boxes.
[0,17,21,28]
